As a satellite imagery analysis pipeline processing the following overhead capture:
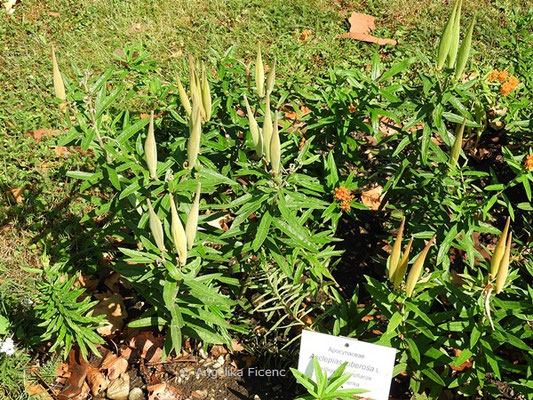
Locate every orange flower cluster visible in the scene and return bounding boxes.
[500,76,519,95]
[525,154,533,171]
[488,70,508,82]
[334,186,354,211]
[488,70,519,96]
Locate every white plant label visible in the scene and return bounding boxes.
[297,330,396,400]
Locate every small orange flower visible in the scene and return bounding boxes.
[340,201,351,211]
[488,70,499,82]
[498,70,509,82]
[525,154,533,171]
[334,186,354,204]
[347,104,357,113]
[500,76,519,95]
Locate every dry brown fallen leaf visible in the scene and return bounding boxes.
[92,294,128,337]
[87,364,109,396]
[230,338,245,353]
[106,373,130,400]
[57,348,89,400]
[6,187,24,204]
[148,382,186,400]
[25,383,53,400]
[25,128,62,141]
[71,382,90,400]
[361,185,384,210]
[130,331,165,363]
[101,352,129,381]
[337,12,397,46]
[53,146,69,156]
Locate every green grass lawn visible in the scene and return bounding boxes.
[0,0,531,396]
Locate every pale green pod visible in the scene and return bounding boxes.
[393,237,414,290]
[147,199,166,253]
[51,46,66,112]
[270,111,281,176]
[405,236,435,297]
[191,70,205,120]
[255,44,265,98]
[187,104,202,169]
[201,63,212,121]
[169,194,187,266]
[144,111,158,179]
[450,118,466,169]
[266,60,276,95]
[447,0,462,68]
[185,182,201,251]
[176,74,191,117]
[188,55,197,98]
[243,94,262,156]
[490,217,510,278]
[262,94,273,162]
[388,217,406,281]
[437,0,459,70]
[455,14,476,80]
[495,232,512,294]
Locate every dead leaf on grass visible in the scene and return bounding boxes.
[6,187,23,204]
[25,384,53,400]
[147,383,186,400]
[361,185,384,210]
[101,352,129,380]
[52,146,69,156]
[92,294,128,337]
[26,128,61,141]
[337,12,397,46]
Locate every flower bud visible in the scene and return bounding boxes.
[144,111,158,179]
[186,182,202,250]
[147,199,166,253]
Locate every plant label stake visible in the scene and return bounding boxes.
[297,330,396,400]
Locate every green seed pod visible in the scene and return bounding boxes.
[450,118,466,169]
[188,55,197,98]
[266,59,276,95]
[262,94,273,162]
[201,63,212,121]
[495,231,512,294]
[186,182,201,251]
[270,111,281,176]
[144,111,158,179]
[176,74,191,117]
[405,236,435,297]
[255,44,265,98]
[455,14,476,80]
[147,199,166,253]
[393,237,414,290]
[187,103,202,169]
[51,46,66,112]
[490,217,510,278]
[437,0,459,70]
[447,0,462,68]
[243,94,262,157]
[388,217,406,281]
[169,193,187,266]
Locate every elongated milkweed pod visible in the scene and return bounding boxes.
[243,94,262,157]
[437,0,459,70]
[447,0,462,68]
[270,111,281,176]
[455,14,476,80]
[188,55,197,98]
[405,235,435,297]
[393,237,414,290]
[262,94,273,162]
[388,217,406,281]
[187,104,202,169]
[169,194,187,266]
[51,46,66,112]
[144,111,158,179]
[185,182,201,251]
[266,59,276,95]
[450,118,466,169]
[495,232,512,294]
[176,74,191,117]
[490,217,510,278]
[255,44,265,98]
[147,199,166,253]
[200,63,212,121]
